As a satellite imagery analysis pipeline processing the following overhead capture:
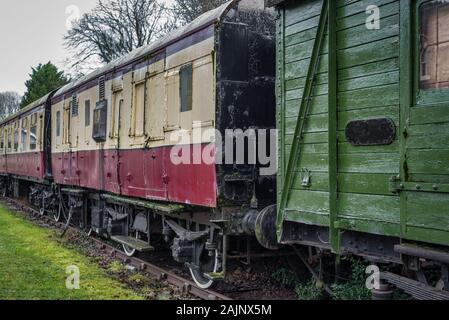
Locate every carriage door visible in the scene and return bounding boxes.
[399,1,449,245]
[70,93,80,186]
[62,95,80,186]
[144,61,167,201]
[106,75,124,194]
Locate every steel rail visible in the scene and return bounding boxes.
[2,196,232,301]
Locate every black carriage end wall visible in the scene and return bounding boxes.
[215,5,277,208]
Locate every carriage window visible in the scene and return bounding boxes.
[30,115,37,150]
[30,125,37,150]
[180,64,193,112]
[93,100,107,142]
[132,83,145,136]
[7,128,11,151]
[420,1,449,90]
[0,128,3,150]
[21,118,28,151]
[85,100,91,127]
[14,129,19,151]
[56,111,61,137]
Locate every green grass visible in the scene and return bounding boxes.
[0,206,143,300]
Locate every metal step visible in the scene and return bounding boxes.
[111,236,154,252]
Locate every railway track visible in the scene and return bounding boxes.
[1,196,232,301]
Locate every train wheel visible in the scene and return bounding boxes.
[54,204,62,222]
[189,244,220,289]
[122,232,139,257]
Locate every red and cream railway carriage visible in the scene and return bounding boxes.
[0,0,276,288]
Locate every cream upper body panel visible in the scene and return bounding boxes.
[0,108,45,155]
[52,33,217,154]
[49,0,243,154]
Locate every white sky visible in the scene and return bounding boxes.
[0,0,174,95]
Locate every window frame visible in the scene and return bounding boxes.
[93,100,108,142]
[56,111,61,137]
[415,0,449,106]
[13,122,19,152]
[29,114,38,151]
[131,81,146,137]
[7,126,12,151]
[20,118,28,152]
[179,63,193,113]
[0,127,4,151]
[85,100,91,127]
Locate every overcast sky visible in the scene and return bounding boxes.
[0,0,173,95]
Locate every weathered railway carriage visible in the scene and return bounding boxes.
[0,0,276,288]
[270,0,449,294]
[0,95,48,183]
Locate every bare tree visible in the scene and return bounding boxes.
[0,92,21,120]
[171,0,229,25]
[64,0,173,66]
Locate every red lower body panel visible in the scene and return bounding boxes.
[51,144,217,208]
[0,152,45,180]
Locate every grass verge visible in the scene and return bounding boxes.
[0,205,143,300]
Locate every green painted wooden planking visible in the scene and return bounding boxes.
[285,53,328,80]
[411,105,449,125]
[285,27,319,47]
[337,2,399,30]
[406,132,449,152]
[285,113,329,134]
[407,149,449,175]
[337,15,399,50]
[287,189,330,214]
[300,142,329,154]
[338,36,399,69]
[339,173,394,196]
[338,193,400,224]
[338,84,399,111]
[337,0,397,18]
[286,15,321,37]
[285,36,329,63]
[284,131,328,145]
[338,153,400,174]
[291,172,394,196]
[285,210,330,227]
[285,152,329,172]
[338,58,399,81]
[409,174,449,184]
[339,141,399,155]
[337,0,360,8]
[338,71,399,92]
[285,38,315,63]
[406,123,449,150]
[285,58,311,80]
[274,0,449,249]
[285,83,328,101]
[292,170,329,191]
[338,104,399,126]
[285,72,328,92]
[337,218,401,238]
[285,0,323,27]
[406,191,449,231]
[406,226,449,247]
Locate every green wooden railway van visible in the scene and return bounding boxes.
[269,0,449,254]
